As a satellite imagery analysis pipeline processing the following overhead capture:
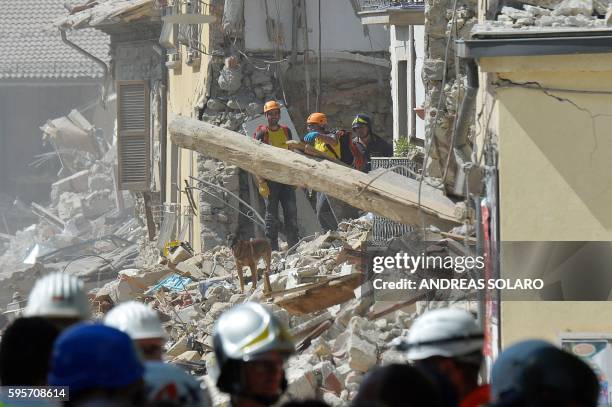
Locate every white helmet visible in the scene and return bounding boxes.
[104,301,166,340]
[24,272,90,320]
[404,307,483,361]
[144,361,213,407]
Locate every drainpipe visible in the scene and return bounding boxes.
[451,58,478,195]
[60,29,110,106]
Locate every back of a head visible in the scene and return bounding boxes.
[492,340,599,407]
[0,317,60,385]
[144,361,212,407]
[48,323,144,396]
[23,272,91,321]
[281,401,330,407]
[104,301,166,340]
[406,308,483,361]
[353,364,444,407]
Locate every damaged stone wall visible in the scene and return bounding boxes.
[194,2,393,250]
[284,60,392,138]
[423,0,478,189]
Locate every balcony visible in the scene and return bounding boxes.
[359,0,425,26]
[156,0,216,25]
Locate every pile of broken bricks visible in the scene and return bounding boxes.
[88,216,478,407]
[476,0,612,30]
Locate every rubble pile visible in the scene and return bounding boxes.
[474,0,611,30]
[0,119,142,309]
[90,216,423,407]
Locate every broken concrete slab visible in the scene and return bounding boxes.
[285,367,317,399]
[58,192,84,220]
[551,0,593,15]
[88,173,114,191]
[347,334,377,372]
[82,189,113,218]
[51,170,89,203]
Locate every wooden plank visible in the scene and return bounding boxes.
[169,116,460,229]
[266,273,361,299]
[274,274,363,315]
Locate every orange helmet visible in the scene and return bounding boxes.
[264,100,281,114]
[307,112,327,126]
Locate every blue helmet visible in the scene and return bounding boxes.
[491,339,552,402]
[491,339,599,406]
[48,323,144,393]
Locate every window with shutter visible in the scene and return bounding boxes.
[117,81,150,191]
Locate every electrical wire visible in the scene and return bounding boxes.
[186,185,265,229]
[189,175,265,225]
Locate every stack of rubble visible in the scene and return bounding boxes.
[89,216,438,407]
[480,0,610,29]
[0,113,142,310]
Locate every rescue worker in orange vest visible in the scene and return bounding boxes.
[303,113,340,231]
[253,101,299,251]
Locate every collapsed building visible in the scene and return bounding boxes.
[4,0,612,402]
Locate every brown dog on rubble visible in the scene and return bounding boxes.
[227,234,273,294]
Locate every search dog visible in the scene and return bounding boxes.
[227,234,272,294]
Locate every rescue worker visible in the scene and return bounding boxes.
[353,363,444,407]
[48,323,146,406]
[212,302,295,407]
[303,113,341,162]
[490,340,599,407]
[302,112,339,231]
[398,307,490,407]
[144,360,213,407]
[254,101,299,251]
[0,317,60,386]
[351,113,393,172]
[104,301,167,361]
[23,271,91,331]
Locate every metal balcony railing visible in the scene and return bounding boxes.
[370,157,422,245]
[361,0,425,10]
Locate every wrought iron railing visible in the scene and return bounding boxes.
[361,0,425,10]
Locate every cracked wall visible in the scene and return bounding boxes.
[478,55,612,241]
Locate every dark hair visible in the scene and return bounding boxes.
[353,364,444,407]
[520,347,599,407]
[0,317,60,385]
[282,400,330,407]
